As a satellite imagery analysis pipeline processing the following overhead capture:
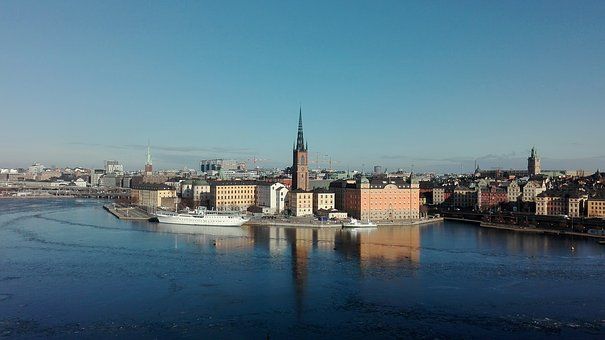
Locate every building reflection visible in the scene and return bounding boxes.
[338,226,421,264]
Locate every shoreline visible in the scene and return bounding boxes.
[445,217,605,240]
[244,217,444,229]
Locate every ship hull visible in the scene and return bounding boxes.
[156,214,248,227]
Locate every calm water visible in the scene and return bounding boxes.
[1,199,604,339]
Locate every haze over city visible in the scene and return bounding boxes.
[1,1,604,172]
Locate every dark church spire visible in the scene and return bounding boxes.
[295,106,306,151]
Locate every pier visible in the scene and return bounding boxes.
[103,204,152,221]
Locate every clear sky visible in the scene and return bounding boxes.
[1,0,604,173]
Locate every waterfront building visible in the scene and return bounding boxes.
[313,190,335,213]
[522,179,546,202]
[329,179,357,211]
[536,190,587,217]
[74,178,88,187]
[200,159,238,173]
[131,183,177,210]
[209,180,257,211]
[288,190,313,217]
[316,209,348,220]
[587,192,605,218]
[343,177,420,221]
[528,147,541,176]
[256,182,288,214]
[104,160,123,174]
[292,108,309,191]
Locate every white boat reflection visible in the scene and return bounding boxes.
[152,223,249,238]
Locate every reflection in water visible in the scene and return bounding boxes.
[149,223,254,251]
[145,222,423,316]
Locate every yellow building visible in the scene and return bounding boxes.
[587,195,605,218]
[313,190,335,213]
[209,180,257,211]
[288,190,313,216]
[131,183,177,210]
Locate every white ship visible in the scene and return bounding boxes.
[341,218,377,229]
[155,207,249,227]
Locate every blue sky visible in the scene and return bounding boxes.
[1,1,604,173]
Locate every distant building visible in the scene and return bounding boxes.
[451,186,477,208]
[104,160,123,174]
[200,159,238,173]
[28,163,45,174]
[528,147,541,176]
[256,182,288,214]
[90,169,105,187]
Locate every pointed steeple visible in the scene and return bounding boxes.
[146,140,152,165]
[295,106,305,151]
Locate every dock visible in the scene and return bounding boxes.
[103,204,152,221]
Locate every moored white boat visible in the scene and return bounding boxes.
[341,218,377,229]
[155,207,249,227]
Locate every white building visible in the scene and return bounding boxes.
[28,163,45,174]
[105,160,124,174]
[74,178,88,187]
[256,182,288,214]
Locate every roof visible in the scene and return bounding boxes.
[131,183,173,191]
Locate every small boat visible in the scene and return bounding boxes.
[341,218,377,229]
[597,240,605,245]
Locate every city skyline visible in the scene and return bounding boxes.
[1,1,604,171]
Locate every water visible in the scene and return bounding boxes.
[1,199,604,338]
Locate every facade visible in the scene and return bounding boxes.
[181,179,211,205]
[432,187,452,205]
[90,169,105,187]
[313,190,335,213]
[104,160,123,174]
[292,108,309,191]
[131,183,177,209]
[329,179,357,210]
[451,186,477,208]
[288,190,314,217]
[522,180,546,202]
[316,209,348,220]
[477,186,508,211]
[256,182,288,214]
[587,193,605,218]
[343,177,420,221]
[507,180,524,203]
[528,147,541,176]
[209,180,257,211]
[200,159,238,173]
[536,190,587,217]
